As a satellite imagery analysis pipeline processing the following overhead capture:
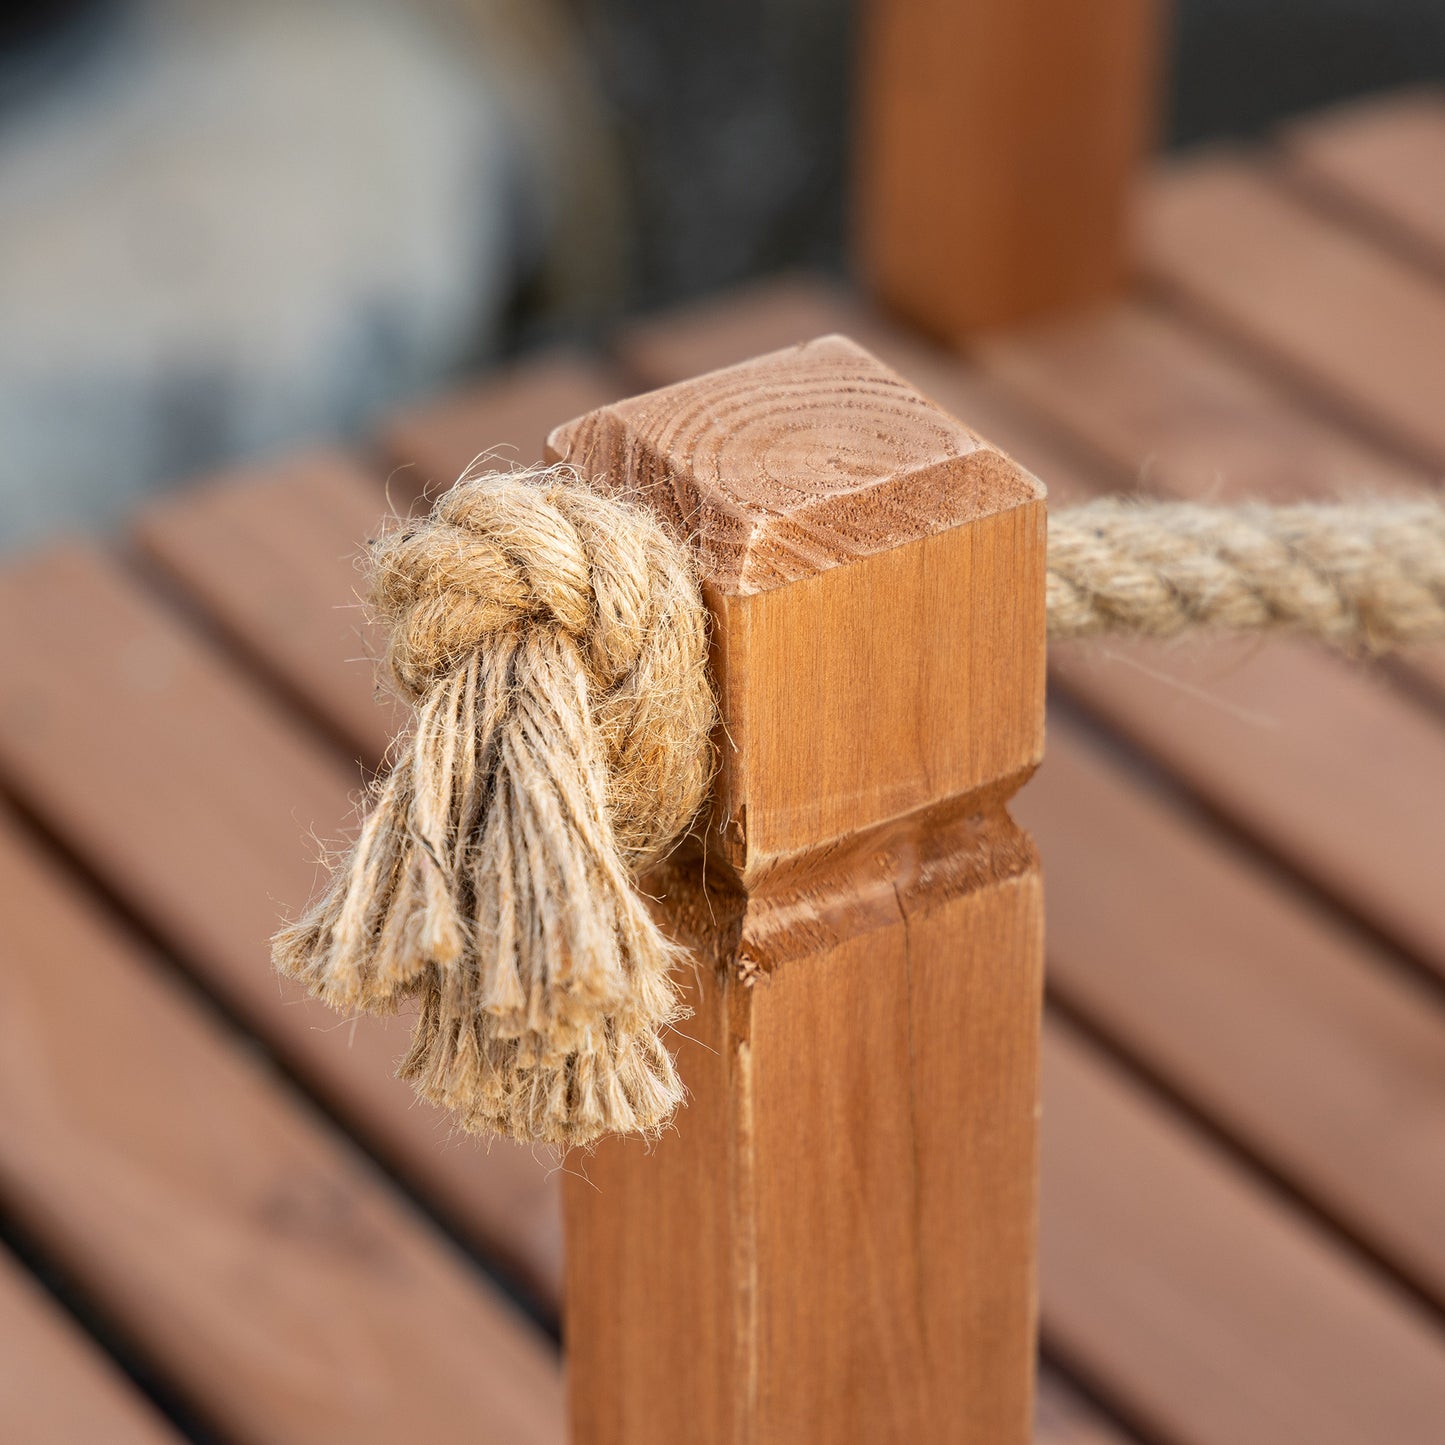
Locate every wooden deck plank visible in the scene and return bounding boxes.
[1042,1019,1445,1445]
[135,450,403,768]
[0,1245,179,1445]
[0,808,563,1445]
[1281,89,1445,275]
[1138,154,1445,468]
[1018,716,1445,1304]
[0,546,563,1303]
[377,350,623,496]
[976,300,1428,502]
[1053,636,1445,984]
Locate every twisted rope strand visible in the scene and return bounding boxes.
[1048,498,1445,648]
[275,473,1445,1149]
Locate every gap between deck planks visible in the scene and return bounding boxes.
[1278,89,1445,283]
[0,804,564,1445]
[0,1242,179,1445]
[1032,1374,1138,1445]
[1044,1019,1445,1445]
[106,278,1445,1433]
[1137,151,1445,471]
[0,545,564,1304]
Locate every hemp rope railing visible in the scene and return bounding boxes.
[273,467,1445,1148]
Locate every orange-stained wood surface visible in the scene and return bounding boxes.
[1282,89,1445,274]
[556,336,1046,865]
[136,449,406,766]
[0,1245,178,1445]
[856,0,1159,335]
[1042,1021,1445,1445]
[0,547,563,1301]
[551,338,1047,1445]
[1140,155,1445,468]
[0,808,565,1445]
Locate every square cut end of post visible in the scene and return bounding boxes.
[547,333,1045,596]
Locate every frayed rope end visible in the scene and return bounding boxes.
[272,465,714,1149]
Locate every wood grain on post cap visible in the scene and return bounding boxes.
[551,334,1040,594]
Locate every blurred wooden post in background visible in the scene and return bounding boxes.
[856,0,1162,337]
[548,336,1048,1444]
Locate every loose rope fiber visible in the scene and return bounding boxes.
[274,475,1445,1148]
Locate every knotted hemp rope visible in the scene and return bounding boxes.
[274,476,1445,1149]
[273,466,714,1147]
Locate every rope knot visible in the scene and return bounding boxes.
[374,474,649,694]
[273,465,715,1147]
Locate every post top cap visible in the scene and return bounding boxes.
[548,334,1043,594]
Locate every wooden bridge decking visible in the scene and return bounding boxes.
[1,89,1444,1443]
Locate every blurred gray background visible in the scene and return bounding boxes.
[0,0,1439,548]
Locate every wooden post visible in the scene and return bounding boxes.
[855,0,1163,338]
[547,336,1046,1444]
